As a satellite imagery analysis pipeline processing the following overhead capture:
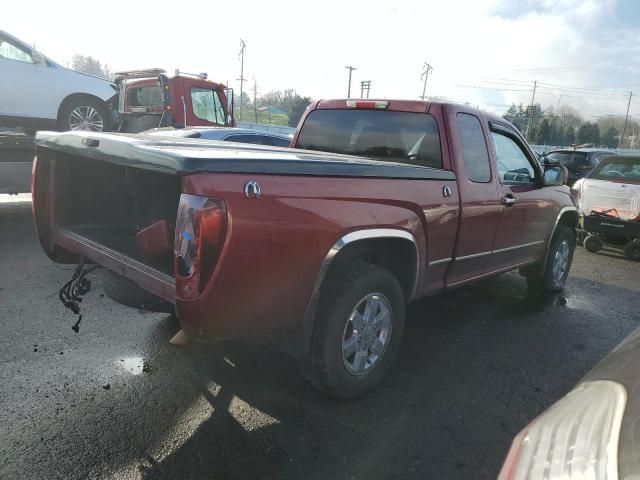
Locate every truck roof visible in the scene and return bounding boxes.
[313,99,508,124]
[35,131,455,181]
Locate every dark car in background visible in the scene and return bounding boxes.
[545,148,617,185]
[143,127,292,147]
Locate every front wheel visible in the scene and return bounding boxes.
[526,225,575,293]
[301,262,405,399]
[58,97,109,132]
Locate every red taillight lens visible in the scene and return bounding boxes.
[174,194,227,300]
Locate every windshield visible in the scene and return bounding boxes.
[546,152,588,169]
[296,109,443,169]
[590,158,640,183]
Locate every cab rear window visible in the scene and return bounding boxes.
[296,110,443,169]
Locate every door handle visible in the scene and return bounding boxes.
[501,194,517,206]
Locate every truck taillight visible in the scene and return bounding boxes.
[174,194,227,300]
[346,100,389,110]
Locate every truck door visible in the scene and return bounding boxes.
[182,78,228,127]
[484,123,553,271]
[444,107,502,285]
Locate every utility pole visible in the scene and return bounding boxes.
[253,78,258,123]
[360,80,372,98]
[420,62,433,101]
[526,80,537,142]
[345,66,357,98]
[620,91,633,149]
[237,39,247,121]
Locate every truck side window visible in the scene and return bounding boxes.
[456,113,491,182]
[191,87,226,125]
[490,132,535,185]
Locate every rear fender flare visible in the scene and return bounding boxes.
[288,228,420,357]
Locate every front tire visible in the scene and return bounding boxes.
[526,225,575,293]
[58,97,109,132]
[301,262,405,399]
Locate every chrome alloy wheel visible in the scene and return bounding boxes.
[552,239,571,285]
[68,106,104,131]
[342,293,393,375]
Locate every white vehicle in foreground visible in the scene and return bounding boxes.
[0,30,117,133]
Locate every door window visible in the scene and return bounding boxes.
[0,38,33,63]
[191,87,226,125]
[491,131,536,185]
[456,113,491,182]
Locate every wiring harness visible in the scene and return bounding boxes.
[58,258,101,333]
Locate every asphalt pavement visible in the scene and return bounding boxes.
[1,196,638,480]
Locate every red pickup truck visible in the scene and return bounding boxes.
[32,99,576,398]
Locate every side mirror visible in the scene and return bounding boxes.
[32,51,46,65]
[543,165,568,186]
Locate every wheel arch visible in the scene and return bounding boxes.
[289,228,420,357]
[57,93,109,123]
[542,206,578,265]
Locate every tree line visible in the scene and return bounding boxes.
[502,103,639,148]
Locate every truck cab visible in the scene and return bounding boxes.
[115,69,234,133]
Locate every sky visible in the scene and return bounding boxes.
[4,0,640,119]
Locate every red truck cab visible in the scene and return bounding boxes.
[115,69,234,133]
[32,99,576,398]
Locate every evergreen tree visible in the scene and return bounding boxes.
[602,126,619,148]
[536,119,551,145]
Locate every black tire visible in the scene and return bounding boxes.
[102,270,172,312]
[58,97,110,132]
[583,234,603,253]
[526,225,575,293]
[623,239,640,261]
[301,261,405,399]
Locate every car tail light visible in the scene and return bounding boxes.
[499,380,626,480]
[174,194,227,300]
[345,100,389,110]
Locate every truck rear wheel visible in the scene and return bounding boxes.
[301,261,405,399]
[102,270,172,313]
[526,225,575,293]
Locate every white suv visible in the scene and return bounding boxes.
[0,30,117,132]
